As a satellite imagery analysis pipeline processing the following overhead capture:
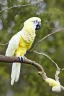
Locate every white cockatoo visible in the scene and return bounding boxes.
[5,17,42,85]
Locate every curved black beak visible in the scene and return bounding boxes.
[35,22,42,30]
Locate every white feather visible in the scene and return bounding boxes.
[11,63,17,85]
[11,63,21,85]
[15,63,21,82]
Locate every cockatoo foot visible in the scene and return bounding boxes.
[18,56,24,62]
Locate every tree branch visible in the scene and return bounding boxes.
[30,28,64,52]
[0,28,64,46]
[33,51,60,69]
[32,51,64,92]
[0,54,47,80]
[33,51,60,80]
[0,0,43,13]
[0,54,64,92]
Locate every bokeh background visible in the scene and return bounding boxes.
[0,0,64,96]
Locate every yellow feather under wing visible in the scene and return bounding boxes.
[15,37,32,56]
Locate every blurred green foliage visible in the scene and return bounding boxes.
[0,0,64,96]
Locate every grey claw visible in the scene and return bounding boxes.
[18,56,24,62]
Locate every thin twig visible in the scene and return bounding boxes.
[33,51,60,69]
[55,69,60,81]
[61,86,64,90]
[0,42,9,46]
[0,0,43,13]
[30,28,64,52]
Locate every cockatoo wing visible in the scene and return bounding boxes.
[5,31,21,56]
[5,30,23,85]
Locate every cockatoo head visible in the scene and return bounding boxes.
[24,17,42,30]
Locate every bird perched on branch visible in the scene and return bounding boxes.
[5,17,42,85]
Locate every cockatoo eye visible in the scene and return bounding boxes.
[35,20,38,23]
[33,20,38,23]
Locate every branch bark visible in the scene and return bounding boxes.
[0,0,43,13]
[0,54,47,80]
[0,54,64,92]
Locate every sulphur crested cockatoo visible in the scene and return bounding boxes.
[5,17,42,85]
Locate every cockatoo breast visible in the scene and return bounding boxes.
[21,22,36,43]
